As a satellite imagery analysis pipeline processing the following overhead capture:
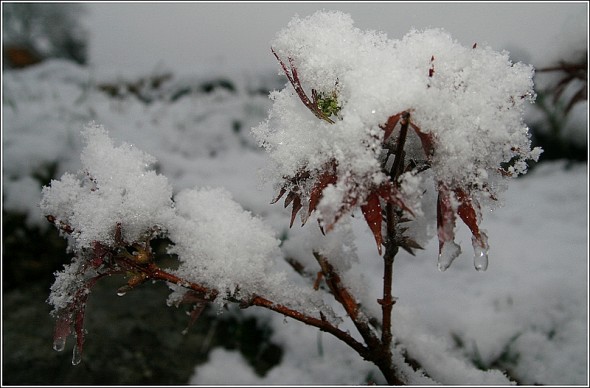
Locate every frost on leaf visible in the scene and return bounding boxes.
[252,10,541,269]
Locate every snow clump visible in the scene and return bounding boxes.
[40,123,324,312]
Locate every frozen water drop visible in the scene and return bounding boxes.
[437,241,461,272]
[472,233,489,272]
[117,285,132,296]
[71,345,82,365]
[53,337,66,352]
[474,250,488,272]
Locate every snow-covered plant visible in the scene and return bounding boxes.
[40,11,541,384]
[41,123,336,365]
[254,10,541,273]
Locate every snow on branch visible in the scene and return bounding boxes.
[40,123,337,365]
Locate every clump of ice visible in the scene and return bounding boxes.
[252,10,541,243]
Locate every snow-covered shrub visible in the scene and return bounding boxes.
[40,10,542,384]
[253,10,542,271]
[41,123,332,364]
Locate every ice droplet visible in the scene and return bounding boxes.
[117,285,132,296]
[71,345,82,365]
[53,337,66,352]
[472,233,489,272]
[474,249,488,272]
[437,241,461,272]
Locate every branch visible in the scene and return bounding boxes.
[312,252,382,351]
[116,255,371,361]
[248,295,370,360]
[380,202,398,352]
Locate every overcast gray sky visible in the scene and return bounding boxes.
[86,2,587,74]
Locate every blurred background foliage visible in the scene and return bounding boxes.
[2,3,88,68]
[2,3,587,384]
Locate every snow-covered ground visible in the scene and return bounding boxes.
[2,41,588,386]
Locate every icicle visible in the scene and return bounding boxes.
[472,232,489,272]
[437,241,461,272]
[71,344,82,365]
[52,314,71,352]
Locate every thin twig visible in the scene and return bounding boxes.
[116,255,372,363]
[312,252,382,351]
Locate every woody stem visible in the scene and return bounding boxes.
[116,256,372,368]
[380,111,410,366]
[381,203,398,351]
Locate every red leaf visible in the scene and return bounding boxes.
[306,170,338,223]
[324,187,359,232]
[379,113,401,142]
[284,190,297,208]
[182,302,207,335]
[271,48,334,124]
[270,187,287,204]
[454,188,485,246]
[90,241,109,268]
[377,181,414,216]
[290,195,303,228]
[410,122,435,159]
[361,192,383,255]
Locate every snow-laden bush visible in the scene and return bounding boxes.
[40,10,542,384]
[253,10,541,271]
